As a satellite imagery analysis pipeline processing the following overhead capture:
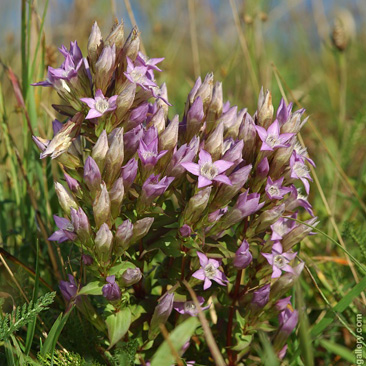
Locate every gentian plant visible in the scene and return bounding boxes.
[33,20,317,365]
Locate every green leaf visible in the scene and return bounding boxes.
[77,281,104,296]
[109,261,136,276]
[319,339,355,363]
[150,317,199,366]
[106,308,131,349]
[311,275,366,338]
[40,310,71,356]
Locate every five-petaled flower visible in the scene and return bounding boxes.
[262,242,297,278]
[173,296,209,316]
[181,149,234,188]
[265,177,291,200]
[80,89,118,119]
[255,120,293,151]
[192,252,228,290]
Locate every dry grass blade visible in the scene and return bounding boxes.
[159,324,184,366]
[182,280,226,366]
[188,0,201,78]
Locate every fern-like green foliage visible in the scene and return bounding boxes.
[112,339,139,366]
[37,350,104,366]
[0,292,56,341]
[343,221,366,261]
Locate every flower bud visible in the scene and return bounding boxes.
[87,22,103,70]
[115,83,136,122]
[121,158,138,191]
[92,130,109,171]
[179,224,192,238]
[195,72,214,109]
[182,187,212,225]
[93,182,111,228]
[124,103,149,131]
[149,292,174,340]
[159,115,179,152]
[204,122,223,160]
[147,107,166,134]
[239,112,257,162]
[186,97,204,140]
[95,45,116,93]
[248,203,285,236]
[104,20,125,51]
[233,240,252,269]
[251,284,270,308]
[120,267,142,287]
[64,172,80,193]
[109,177,124,219]
[131,217,154,244]
[256,157,269,179]
[114,219,134,254]
[84,156,102,194]
[121,26,140,62]
[70,207,91,244]
[82,254,93,266]
[124,125,144,161]
[206,81,223,128]
[104,128,124,186]
[257,88,274,129]
[94,223,113,265]
[186,77,202,110]
[102,275,121,301]
[55,182,78,215]
[156,83,169,119]
[211,164,252,209]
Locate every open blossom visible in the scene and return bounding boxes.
[284,185,314,216]
[124,56,158,90]
[138,127,167,167]
[80,89,118,119]
[289,153,313,194]
[262,242,297,278]
[181,149,233,188]
[255,120,294,151]
[270,215,297,241]
[265,177,291,200]
[59,274,80,303]
[49,215,76,243]
[173,296,209,316]
[192,252,228,290]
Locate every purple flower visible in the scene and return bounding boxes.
[102,275,121,301]
[276,98,293,125]
[276,296,292,311]
[173,296,209,316]
[192,252,228,290]
[289,153,313,194]
[138,127,167,167]
[270,215,297,241]
[136,52,164,73]
[278,307,299,336]
[284,185,314,216]
[256,157,269,178]
[83,156,101,193]
[120,268,142,286]
[235,190,265,217]
[82,254,93,266]
[252,284,270,308]
[64,172,80,193]
[179,224,192,238]
[124,125,144,160]
[149,292,174,339]
[233,240,253,269]
[59,274,79,302]
[80,89,118,119]
[141,174,174,202]
[181,150,233,188]
[121,158,138,191]
[255,120,294,151]
[49,215,77,243]
[262,242,297,278]
[293,141,316,167]
[124,57,157,90]
[265,177,291,200]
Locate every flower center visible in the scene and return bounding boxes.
[268,185,280,197]
[274,255,287,269]
[65,223,75,232]
[142,150,157,160]
[184,301,197,314]
[200,162,218,180]
[204,263,217,279]
[95,99,110,114]
[265,135,278,147]
[293,162,309,178]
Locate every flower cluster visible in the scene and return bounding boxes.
[33,20,317,363]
